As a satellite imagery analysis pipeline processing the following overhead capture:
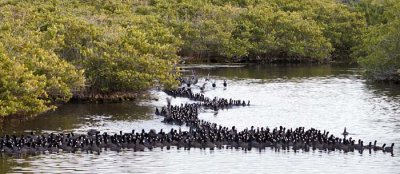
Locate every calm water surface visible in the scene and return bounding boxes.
[1,64,400,173]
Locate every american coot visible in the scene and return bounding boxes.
[384,143,394,153]
[373,141,385,151]
[0,87,395,157]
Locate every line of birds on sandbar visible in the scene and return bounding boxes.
[0,74,395,156]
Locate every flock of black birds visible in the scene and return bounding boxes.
[0,73,395,157]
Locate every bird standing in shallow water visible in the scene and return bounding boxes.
[223,80,227,88]
[342,127,349,137]
[199,83,206,92]
[166,97,172,106]
[205,73,210,81]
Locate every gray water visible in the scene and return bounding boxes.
[1,64,400,173]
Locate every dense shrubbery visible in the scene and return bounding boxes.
[0,0,181,116]
[0,44,48,116]
[351,0,400,81]
[1,0,396,116]
[146,0,364,61]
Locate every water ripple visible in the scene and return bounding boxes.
[2,64,400,173]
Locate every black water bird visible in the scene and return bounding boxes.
[155,107,160,115]
[342,127,349,136]
[384,143,394,153]
[0,87,395,157]
[373,140,385,151]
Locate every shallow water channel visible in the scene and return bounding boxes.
[1,64,400,173]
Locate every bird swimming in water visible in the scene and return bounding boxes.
[212,81,216,88]
[223,80,227,88]
[384,143,394,153]
[1,87,395,157]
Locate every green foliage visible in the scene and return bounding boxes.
[0,0,181,116]
[0,0,385,116]
[148,1,246,60]
[273,0,365,58]
[235,5,333,59]
[350,0,396,25]
[148,0,364,61]
[354,0,400,81]
[0,44,49,117]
